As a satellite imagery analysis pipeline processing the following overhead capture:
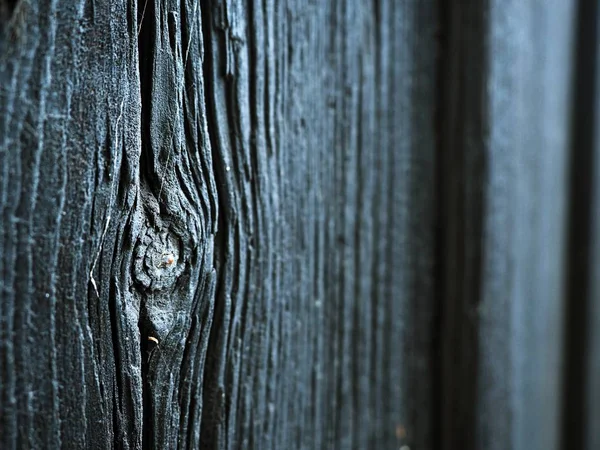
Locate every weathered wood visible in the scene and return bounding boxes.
[0,1,596,449]
[195,1,439,448]
[0,1,438,448]
[440,2,575,450]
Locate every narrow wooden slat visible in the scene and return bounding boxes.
[440,2,576,449]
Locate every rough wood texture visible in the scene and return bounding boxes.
[200,1,439,449]
[0,0,597,449]
[1,1,437,448]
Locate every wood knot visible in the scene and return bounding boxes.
[133,226,185,291]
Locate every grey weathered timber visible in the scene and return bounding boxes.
[439,2,576,450]
[200,1,439,449]
[0,1,438,448]
[0,0,598,449]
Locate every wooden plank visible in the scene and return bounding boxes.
[440,1,575,449]
[0,1,440,448]
[200,1,439,448]
[1,1,591,448]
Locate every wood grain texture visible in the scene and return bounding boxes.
[199,1,438,448]
[0,0,594,449]
[0,1,438,448]
[0,0,219,448]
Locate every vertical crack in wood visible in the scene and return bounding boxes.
[136,4,157,446]
[198,3,237,447]
[135,1,218,448]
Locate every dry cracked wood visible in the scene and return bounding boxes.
[0,1,592,450]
